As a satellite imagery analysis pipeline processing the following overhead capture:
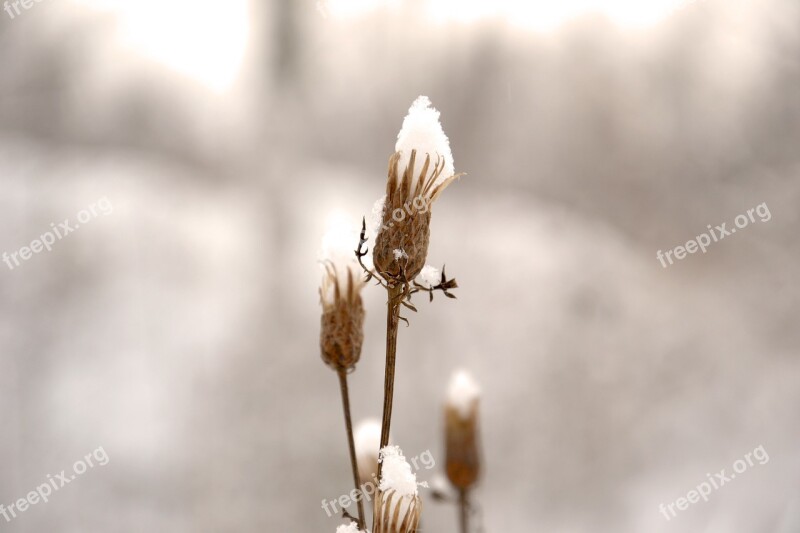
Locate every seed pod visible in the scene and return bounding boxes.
[319,263,365,372]
[374,446,423,533]
[372,489,421,533]
[373,96,461,284]
[445,370,481,490]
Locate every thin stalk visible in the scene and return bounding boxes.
[458,489,469,533]
[378,284,403,474]
[338,370,366,530]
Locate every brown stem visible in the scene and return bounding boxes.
[458,489,469,533]
[378,284,403,475]
[338,370,366,530]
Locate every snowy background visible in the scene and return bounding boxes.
[0,0,799,531]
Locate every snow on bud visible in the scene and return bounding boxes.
[395,95,455,190]
[319,214,366,372]
[374,446,422,533]
[447,369,481,419]
[373,96,461,283]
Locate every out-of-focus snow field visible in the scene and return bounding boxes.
[0,0,799,532]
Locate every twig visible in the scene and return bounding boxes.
[378,283,403,476]
[338,370,366,530]
[458,489,469,533]
[355,217,388,289]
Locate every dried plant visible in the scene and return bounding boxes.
[320,261,368,529]
[373,446,424,533]
[445,370,482,533]
[372,489,421,533]
[321,95,473,533]
[358,97,462,472]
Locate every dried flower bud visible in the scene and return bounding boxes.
[445,370,481,490]
[374,446,423,533]
[373,96,460,284]
[373,488,421,533]
[319,262,365,372]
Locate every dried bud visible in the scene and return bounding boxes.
[319,262,365,372]
[374,446,423,533]
[373,96,460,284]
[373,488,421,533]
[445,370,481,490]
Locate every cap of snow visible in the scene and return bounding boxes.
[378,445,419,497]
[336,523,363,533]
[447,369,481,418]
[320,210,363,305]
[395,96,454,188]
[320,210,360,265]
[367,195,386,241]
[393,248,408,261]
[416,265,440,288]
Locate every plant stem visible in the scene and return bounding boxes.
[458,489,469,533]
[378,284,403,475]
[338,370,366,530]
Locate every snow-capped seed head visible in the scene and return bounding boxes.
[447,369,481,419]
[319,220,366,372]
[355,419,384,486]
[396,96,455,189]
[374,446,422,533]
[373,96,461,284]
[445,370,481,491]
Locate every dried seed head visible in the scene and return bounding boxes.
[373,96,461,284]
[374,446,423,533]
[373,151,459,283]
[372,489,421,533]
[319,262,366,373]
[445,370,481,490]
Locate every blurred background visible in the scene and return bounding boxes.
[0,0,799,531]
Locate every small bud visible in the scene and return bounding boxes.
[319,262,365,372]
[444,370,481,490]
